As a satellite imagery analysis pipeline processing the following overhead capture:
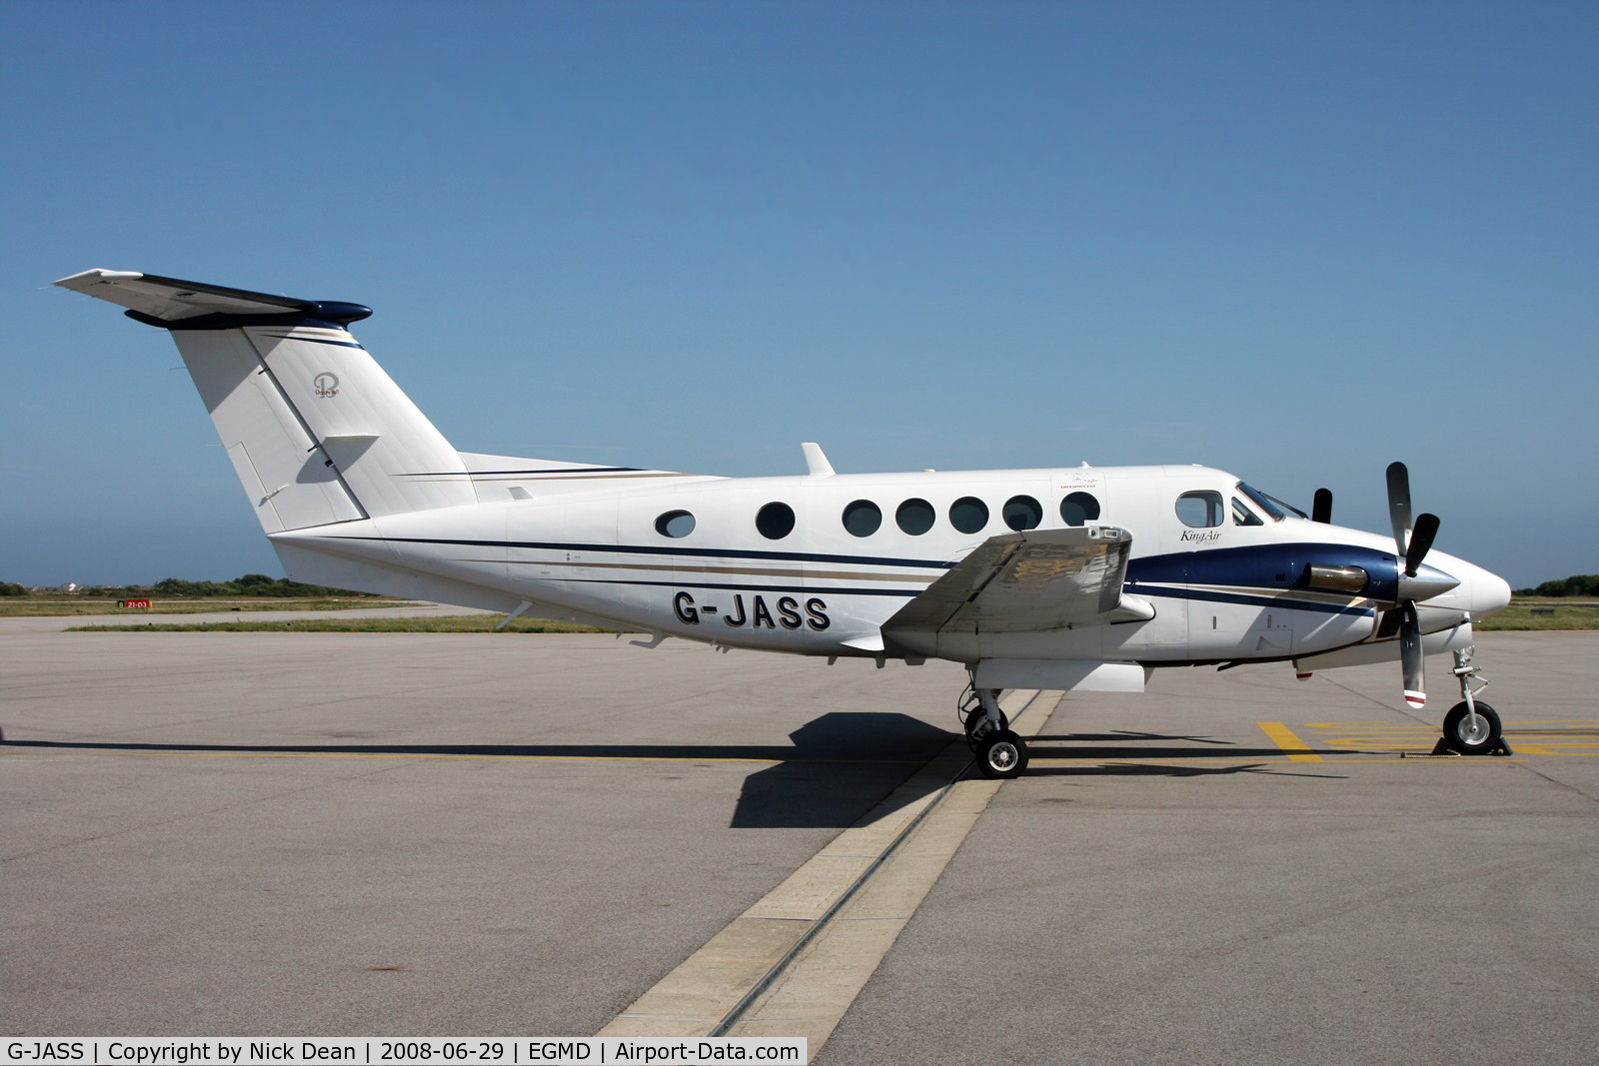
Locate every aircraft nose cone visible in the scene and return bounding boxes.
[1475,569,1513,619]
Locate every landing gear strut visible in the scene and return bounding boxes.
[961,683,1028,779]
[1436,646,1511,756]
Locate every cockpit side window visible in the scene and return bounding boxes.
[1236,481,1301,521]
[1232,497,1264,526]
[1176,490,1225,528]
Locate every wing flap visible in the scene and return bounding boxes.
[884,525,1134,639]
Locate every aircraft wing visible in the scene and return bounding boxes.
[54,269,316,322]
[883,525,1137,639]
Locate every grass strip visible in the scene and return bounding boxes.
[1474,601,1599,631]
[70,616,622,634]
[3,598,407,618]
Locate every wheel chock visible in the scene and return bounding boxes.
[1401,739,1461,758]
[1401,737,1514,758]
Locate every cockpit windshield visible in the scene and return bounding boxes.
[1236,482,1307,521]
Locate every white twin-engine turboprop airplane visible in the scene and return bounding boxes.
[56,268,1515,777]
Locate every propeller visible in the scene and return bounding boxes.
[1312,488,1333,524]
[1386,462,1413,553]
[1398,601,1426,708]
[1405,513,1440,578]
[1385,462,1448,709]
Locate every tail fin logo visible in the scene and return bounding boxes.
[314,372,340,398]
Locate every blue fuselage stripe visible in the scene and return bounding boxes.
[326,535,956,571]
[1140,585,1374,617]
[322,537,1385,615]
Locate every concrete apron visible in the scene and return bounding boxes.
[599,688,1061,1049]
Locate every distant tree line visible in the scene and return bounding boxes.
[147,574,376,598]
[2,575,374,598]
[1514,575,1599,598]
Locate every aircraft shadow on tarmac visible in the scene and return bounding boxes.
[1,712,957,831]
[1028,761,1347,780]
[1023,730,1352,779]
[2,721,1355,823]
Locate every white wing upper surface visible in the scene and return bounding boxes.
[883,525,1135,639]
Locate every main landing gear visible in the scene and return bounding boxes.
[961,684,1028,779]
[1435,646,1511,757]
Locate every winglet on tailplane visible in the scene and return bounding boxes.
[54,269,475,533]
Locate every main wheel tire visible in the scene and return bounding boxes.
[977,729,1028,779]
[1441,701,1502,756]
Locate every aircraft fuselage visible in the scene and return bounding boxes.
[270,462,1509,668]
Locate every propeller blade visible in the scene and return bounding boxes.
[1405,513,1440,576]
[1386,462,1413,556]
[1399,600,1426,708]
[1312,488,1333,524]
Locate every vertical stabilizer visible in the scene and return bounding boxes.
[56,269,477,532]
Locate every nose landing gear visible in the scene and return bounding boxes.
[1435,646,1512,756]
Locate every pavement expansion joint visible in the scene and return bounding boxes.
[598,687,1062,1053]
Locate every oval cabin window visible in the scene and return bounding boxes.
[896,498,936,536]
[1003,494,1043,531]
[1060,492,1100,526]
[756,501,796,540]
[842,499,882,537]
[655,510,696,538]
[949,496,988,534]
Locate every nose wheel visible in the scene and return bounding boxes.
[1442,700,1502,755]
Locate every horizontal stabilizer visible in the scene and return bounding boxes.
[53,269,337,323]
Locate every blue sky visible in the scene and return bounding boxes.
[4,1,1594,588]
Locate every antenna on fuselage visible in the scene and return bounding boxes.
[801,442,835,477]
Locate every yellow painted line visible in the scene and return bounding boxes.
[1258,721,1323,762]
[1309,719,1599,730]
[1030,756,1537,765]
[1031,755,1320,766]
[1306,725,1434,732]
[1504,730,1599,736]
[1324,743,1433,750]
[1312,732,1432,739]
